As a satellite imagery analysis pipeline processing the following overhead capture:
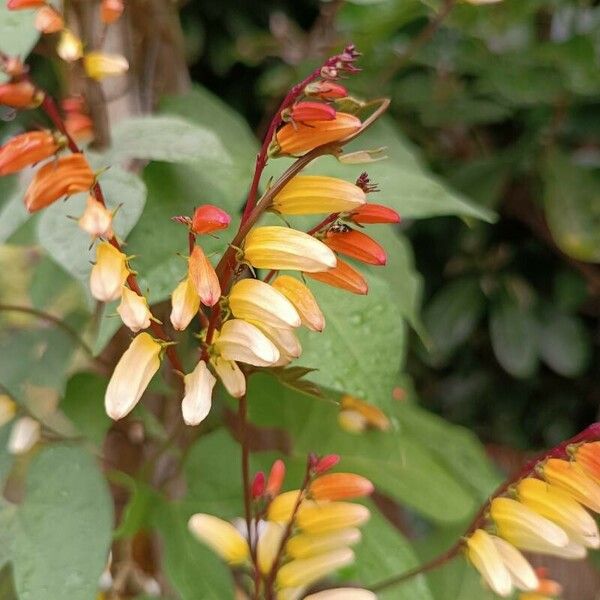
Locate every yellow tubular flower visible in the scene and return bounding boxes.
[337,409,368,433]
[574,441,600,483]
[244,226,336,273]
[170,277,200,331]
[268,490,313,523]
[214,319,280,367]
[276,548,354,590]
[304,590,376,600]
[90,241,129,302]
[272,276,325,332]
[490,498,569,555]
[541,458,600,513]
[104,333,162,420]
[517,477,600,548]
[229,279,301,329]
[0,395,16,428]
[271,176,366,216]
[84,52,129,81]
[296,502,370,534]
[286,528,362,559]
[490,536,538,591]
[189,245,221,307]
[181,360,216,426]
[211,357,246,398]
[340,395,390,431]
[57,29,83,62]
[250,321,302,366]
[117,287,152,333]
[465,529,512,597]
[257,521,285,574]
[188,513,249,565]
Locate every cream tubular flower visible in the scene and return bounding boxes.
[84,52,129,81]
[78,196,113,238]
[256,521,285,574]
[277,548,354,590]
[188,513,249,565]
[213,319,279,367]
[57,29,83,62]
[104,333,162,420]
[296,502,370,534]
[117,287,152,333]
[272,176,366,216]
[287,528,362,559]
[244,226,336,273]
[490,536,538,591]
[181,360,216,426]
[170,277,200,331]
[90,241,129,302]
[490,498,569,555]
[189,245,221,307]
[304,590,376,600]
[517,477,600,548]
[7,416,41,455]
[465,529,512,597]
[251,322,302,366]
[211,357,246,398]
[272,275,325,332]
[229,278,301,329]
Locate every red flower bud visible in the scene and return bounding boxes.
[350,203,400,225]
[304,81,348,100]
[266,459,286,497]
[0,81,44,109]
[7,0,45,9]
[0,131,63,176]
[305,258,368,295]
[24,154,95,213]
[314,454,340,474]
[285,102,336,123]
[101,0,124,24]
[191,204,231,235]
[325,229,387,266]
[251,471,266,499]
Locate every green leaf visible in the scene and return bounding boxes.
[104,115,233,169]
[37,167,146,284]
[353,505,434,600]
[537,308,591,378]
[60,372,111,446]
[247,374,479,524]
[152,498,235,599]
[297,273,405,409]
[0,176,29,243]
[423,278,485,363]
[543,151,600,263]
[263,117,496,223]
[0,3,39,82]
[489,297,538,379]
[11,446,113,600]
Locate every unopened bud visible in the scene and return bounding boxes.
[314,454,340,474]
[304,81,348,100]
[251,471,266,499]
[266,459,286,497]
[0,81,43,109]
[191,204,232,235]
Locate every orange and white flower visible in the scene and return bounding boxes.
[491,536,538,591]
[0,131,63,176]
[181,360,216,426]
[541,458,600,513]
[100,0,124,24]
[104,333,162,420]
[229,279,300,329]
[117,287,153,332]
[78,195,113,238]
[244,226,336,273]
[305,258,368,295]
[189,245,221,307]
[310,473,374,502]
[170,277,200,331]
[250,321,302,366]
[90,241,129,302]
[188,513,249,565]
[213,319,279,367]
[272,275,325,332]
[84,52,129,80]
[272,176,366,216]
[211,356,246,398]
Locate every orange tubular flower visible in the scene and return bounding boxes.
[65,112,94,144]
[339,395,390,432]
[23,154,95,213]
[304,81,348,100]
[305,258,368,295]
[7,0,45,8]
[34,5,64,33]
[541,458,600,513]
[0,131,63,176]
[271,112,361,157]
[191,204,231,235]
[285,102,336,123]
[325,229,387,266]
[350,203,401,225]
[100,0,124,24]
[310,473,374,501]
[573,441,600,483]
[188,245,221,307]
[266,459,286,497]
[0,81,44,109]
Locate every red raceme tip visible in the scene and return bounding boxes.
[251,471,266,499]
[324,229,387,266]
[191,204,232,235]
[285,102,336,123]
[350,203,400,225]
[314,454,341,474]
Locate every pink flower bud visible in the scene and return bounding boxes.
[266,459,286,497]
[314,454,340,474]
[251,471,266,499]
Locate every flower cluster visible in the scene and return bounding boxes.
[465,440,600,596]
[188,455,375,599]
[6,0,127,81]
